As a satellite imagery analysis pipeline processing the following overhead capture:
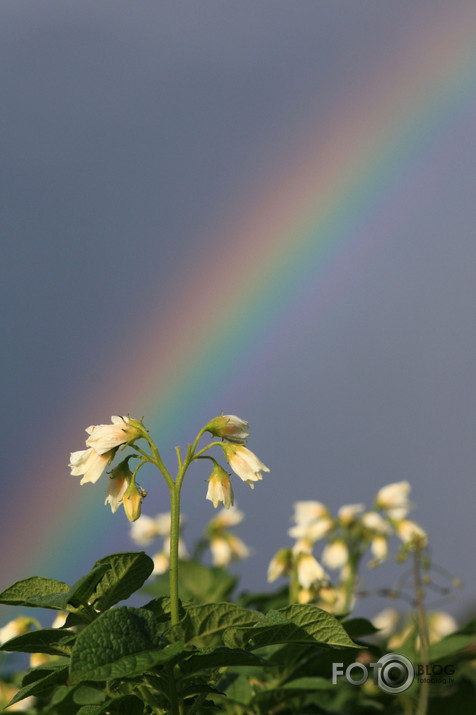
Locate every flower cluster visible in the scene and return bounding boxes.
[268,481,428,612]
[69,416,146,521]
[203,415,269,508]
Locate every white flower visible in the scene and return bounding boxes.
[51,612,68,629]
[361,511,393,535]
[152,552,169,575]
[297,553,328,589]
[427,611,457,643]
[222,444,269,487]
[209,506,244,529]
[288,517,334,543]
[0,617,33,646]
[210,534,249,567]
[376,481,411,519]
[370,535,388,561]
[372,608,400,639]
[206,463,234,509]
[85,415,143,455]
[105,474,129,514]
[130,514,161,546]
[206,415,250,444]
[293,501,329,526]
[321,540,349,569]
[69,447,113,484]
[337,503,365,525]
[395,519,428,546]
[267,548,293,582]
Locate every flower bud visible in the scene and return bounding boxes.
[205,415,249,444]
[123,482,147,522]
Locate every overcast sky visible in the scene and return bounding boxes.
[1,1,475,625]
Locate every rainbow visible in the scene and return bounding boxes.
[2,3,475,595]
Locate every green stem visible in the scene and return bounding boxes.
[342,553,359,614]
[193,440,224,459]
[414,546,430,715]
[289,562,300,604]
[169,482,182,626]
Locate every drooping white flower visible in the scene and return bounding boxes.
[427,611,457,644]
[206,463,234,509]
[210,534,249,567]
[267,548,293,582]
[370,535,388,561]
[0,617,33,646]
[209,506,244,529]
[376,481,411,520]
[296,553,328,589]
[105,474,129,514]
[69,447,114,484]
[372,608,400,639]
[152,552,169,575]
[221,444,269,487]
[395,518,427,546]
[321,539,349,569]
[130,514,161,546]
[205,415,250,444]
[293,501,329,526]
[361,511,393,535]
[85,415,143,455]
[288,517,334,543]
[337,503,365,526]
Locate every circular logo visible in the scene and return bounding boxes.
[377,653,415,694]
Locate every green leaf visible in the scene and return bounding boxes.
[0,628,76,655]
[169,603,262,649]
[74,685,107,705]
[7,666,69,707]
[143,560,237,603]
[236,586,289,612]
[0,576,70,609]
[181,646,269,675]
[224,604,359,650]
[70,606,183,683]
[429,633,476,662]
[89,552,154,611]
[342,617,380,639]
[66,564,112,608]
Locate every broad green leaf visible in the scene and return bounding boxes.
[74,685,107,705]
[89,552,154,611]
[70,606,183,683]
[236,586,289,612]
[181,646,269,675]
[342,617,380,639]
[429,633,476,662]
[66,564,111,608]
[1,628,76,655]
[143,560,237,603]
[0,576,70,609]
[224,604,359,650]
[7,666,69,707]
[143,596,176,623]
[78,695,144,714]
[169,603,262,649]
